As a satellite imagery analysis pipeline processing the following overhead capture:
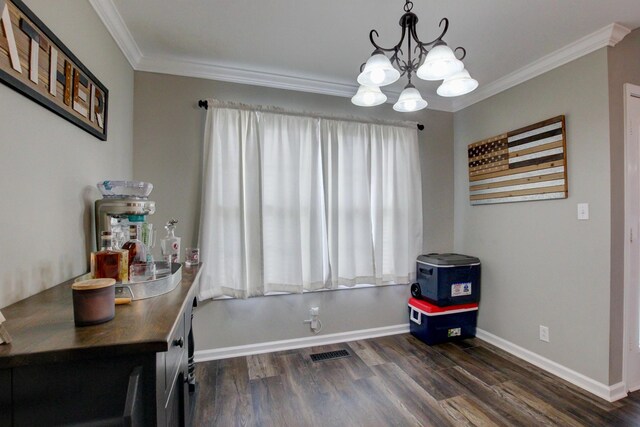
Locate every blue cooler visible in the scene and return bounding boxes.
[410,253,480,306]
[408,297,478,345]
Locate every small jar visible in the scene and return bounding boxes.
[72,278,116,326]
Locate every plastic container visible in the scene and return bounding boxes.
[410,253,481,306]
[408,297,478,345]
[72,278,116,326]
[97,181,153,199]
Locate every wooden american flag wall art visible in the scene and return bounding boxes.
[468,115,567,205]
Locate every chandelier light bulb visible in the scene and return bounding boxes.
[369,69,386,85]
[404,99,417,111]
[437,69,479,97]
[357,52,400,87]
[393,84,427,112]
[363,92,376,105]
[416,44,464,81]
[351,85,387,107]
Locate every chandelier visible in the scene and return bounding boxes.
[352,0,478,112]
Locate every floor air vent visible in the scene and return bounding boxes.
[310,349,350,362]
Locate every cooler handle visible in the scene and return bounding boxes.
[410,308,422,325]
[419,267,433,276]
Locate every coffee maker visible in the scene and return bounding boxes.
[94,181,156,249]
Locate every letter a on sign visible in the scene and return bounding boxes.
[0,0,22,73]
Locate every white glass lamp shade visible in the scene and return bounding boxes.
[357,53,400,87]
[437,69,479,97]
[416,44,464,81]
[393,85,428,112]
[351,85,387,107]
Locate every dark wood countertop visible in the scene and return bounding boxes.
[0,264,201,369]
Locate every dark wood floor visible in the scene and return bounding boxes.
[193,334,640,426]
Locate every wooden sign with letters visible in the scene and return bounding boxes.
[0,0,108,140]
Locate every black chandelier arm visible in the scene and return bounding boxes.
[414,43,428,61]
[408,25,428,65]
[369,28,407,74]
[415,17,450,49]
[396,55,421,77]
[413,18,468,61]
[390,52,403,72]
[396,61,411,78]
[365,8,468,79]
[369,27,406,55]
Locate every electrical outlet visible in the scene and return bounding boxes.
[304,307,321,331]
[577,203,589,220]
[539,325,550,342]
[310,307,319,329]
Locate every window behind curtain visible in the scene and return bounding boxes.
[198,104,422,300]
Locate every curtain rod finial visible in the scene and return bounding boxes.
[417,124,424,131]
[198,100,209,109]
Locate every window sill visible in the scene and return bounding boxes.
[211,282,409,300]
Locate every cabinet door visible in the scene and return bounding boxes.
[13,356,155,425]
[0,369,11,427]
[165,371,187,427]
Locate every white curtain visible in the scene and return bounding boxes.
[198,102,422,299]
[199,107,262,299]
[369,124,423,284]
[259,113,329,294]
[322,120,423,287]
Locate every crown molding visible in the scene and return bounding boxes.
[137,54,455,111]
[137,54,354,97]
[88,0,142,67]
[417,93,453,112]
[451,23,631,111]
[90,0,628,115]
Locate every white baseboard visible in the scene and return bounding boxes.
[194,323,410,362]
[194,324,627,402]
[476,328,628,402]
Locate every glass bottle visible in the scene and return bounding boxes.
[91,231,128,282]
[128,215,155,262]
[122,225,147,270]
[161,219,181,264]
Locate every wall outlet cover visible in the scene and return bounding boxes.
[577,203,589,220]
[539,325,550,342]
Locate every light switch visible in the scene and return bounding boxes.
[577,203,589,220]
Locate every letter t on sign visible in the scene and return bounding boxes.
[0,0,23,73]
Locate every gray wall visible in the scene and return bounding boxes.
[453,50,612,384]
[0,0,134,308]
[133,72,454,350]
[607,28,640,383]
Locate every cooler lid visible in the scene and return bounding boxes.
[417,253,480,266]
[408,297,478,316]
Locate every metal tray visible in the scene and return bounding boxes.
[76,263,182,301]
[115,263,182,300]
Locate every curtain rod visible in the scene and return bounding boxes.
[197,100,425,131]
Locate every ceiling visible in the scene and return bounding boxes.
[91,0,640,112]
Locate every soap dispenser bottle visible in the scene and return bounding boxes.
[161,219,181,264]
